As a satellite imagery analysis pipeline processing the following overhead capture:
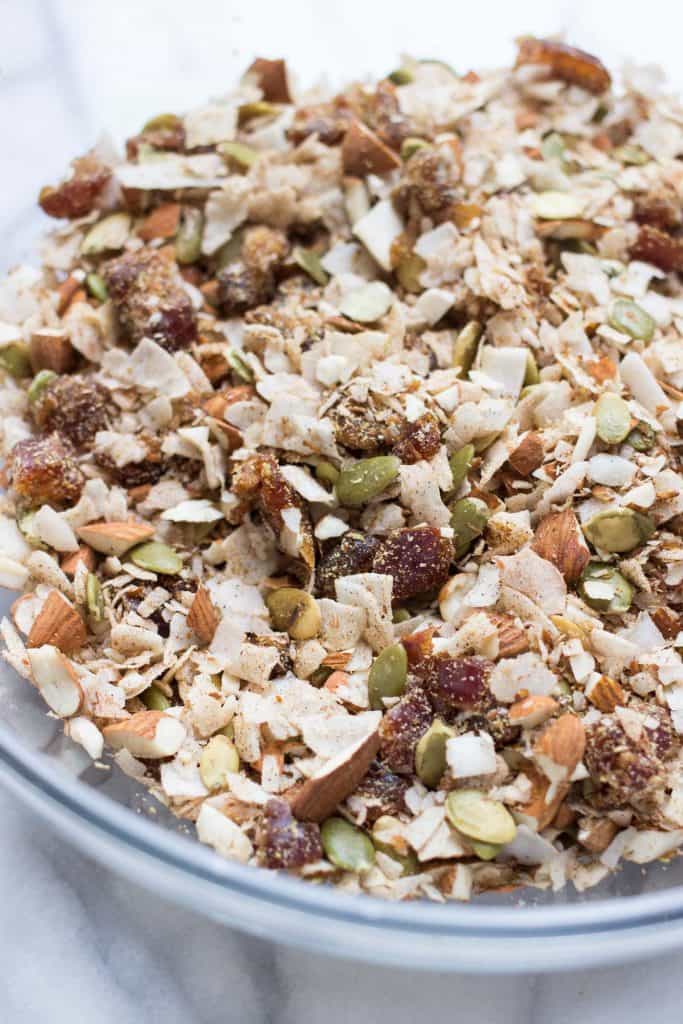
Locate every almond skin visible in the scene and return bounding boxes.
[187,585,220,645]
[30,328,76,373]
[586,675,625,713]
[289,729,380,822]
[509,694,558,729]
[490,613,529,659]
[103,710,186,758]
[517,766,568,830]
[76,520,155,557]
[137,202,181,241]
[532,508,591,583]
[534,712,586,779]
[508,432,544,476]
[27,590,87,653]
[60,545,96,577]
[342,119,401,177]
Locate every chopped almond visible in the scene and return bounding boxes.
[534,713,586,784]
[342,119,401,177]
[247,57,291,103]
[509,694,558,729]
[60,545,96,577]
[289,729,380,822]
[187,585,220,644]
[30,328,76,373]
[137,202,181,241]
[76,520,155,557]
[27,590,87,653]
[27,645,83,718]
[103,710,186,758]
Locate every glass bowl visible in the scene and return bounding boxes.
[4,7,683,972]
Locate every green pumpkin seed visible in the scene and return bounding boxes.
[226,348,254,382]
[309,665,333,688]
[388,67,414,85]
[450,497,490,558]
[469,840,502,861]
[395,249,426,292]
[218,140,259,171]
[445,789,517,845]
[419,58,458,78]
[17,511,43,548]
[336,455,400,507]
[392,607,412,624]
[85,272,109,302]
[292,247,328,286]
[199,734,240,790]
[141,684,171,711]
[265,588,321,640]
[626,420,657,452]
[368,643,407,710]
[27,368,57,403]
[594,392,632,444]
[321,817,375,873]
[579,562,633,613]
[400,136,429,160]
[583,508,655,554]
[415,718,455,788]
[215,718,235,740]
[452,321,482,377]
[613,144,649,165]
[608,299,655,342]
[129,541,183,574]
[541,132,566,162]
[448,444,475,492]
[81,212,131,256]
[524,350,540,386]
[86,573,105,623]
[339,281,393,323]
[533,191,585,220]
[314,461,340,487]
[372,815,419,875]
[239,100,278,122]
[143,112,181,133]
[214,230,244,271]
[176,208,204,265]
[0,342,31,379]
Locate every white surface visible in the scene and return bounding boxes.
[3,0,683,1018]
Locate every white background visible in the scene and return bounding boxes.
[3,0,683,1019]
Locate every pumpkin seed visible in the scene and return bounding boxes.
[217,140,259,171]
[540,132,565,162]
[199,734,240,790]
[265,588,321,640]
[239,100,278,123]
[368,643,407,709]
[141,684,171,711]
[524,350,540,386]
[583,508,655,554]
[388,67,414,85]
[17,511,43,548]
[226,348,254,382]
[450,497,490,558]
[339,281,394,323]
[176,207,204,264]
[608,299,655,342]
[85,272,109,302]
[129,541,183,575]
[214,230,244,271]
[292,247,328,286]
[579,562,633,613]
[469,840,502,861]
[594,392,632,444]
[336,455,400,507]
[86,573,105,623]
[614,144,649,165]
[216,720,235,740]
[0,342,31,379]
[445,789,517,845]
[533,191,585,220]
[321,817,375,873]
[415,718,455,788]
[392,607,412,624]
[395,249,426,292]
[400,136,429,160]
[309,665,333,688]
[314,460,340,487]
[626,420,657,452]
[449,444,475,492]
[452,321,482,377]
[143,112,181,133]
[372,815,419,875]
[27,368,57,403]
[81,212,131,256]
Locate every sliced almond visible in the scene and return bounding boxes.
[532,508,590,584]
[342,119,401,177]
[533,713,586,784]
[289,729,380,822]
[27,590,87,653]
[30,328,75,373]
[76,520,155,557]
[508,695,559,729]
[187,585,220,644]
[490,613,529,659]
[103,710,186,758]
[27,645,83,718]
[585,674,625,713]
[247,57,291,103]
[60,545,96,577]
[137,202,181,241]
[508,432,544,476]
[518,768,568,831]
[577,816,618,853]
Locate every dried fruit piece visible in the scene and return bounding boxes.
[352,761,409,822]
[368,644,408,709]
[583,508,655,554]
[32,374,111,450]
[515,37,611,94]
[104,248,197,351]
[200,735,240,790]
[391,413,441,464]
[316,531,380,596]
[379,687,433,773]
[450,497,489,558]
[630,225,683,273]
[76,520,155,557]
[187,585,220,644]
[415,718,454,787]
[10,434,84,509]
[608,300,655,342]
[342,119,401,176]
[258,798,323,869]
[579,562,633,613]
[39,152,111,219]
[372,526,454,601]
[532,508,590,583]
[336,455,400,507]
[27,591,87,653]
[103,710,186,758]
[290,729,380,822]
[585,706,678,808]
[633,184,682,231]
[266,588,321,640]
[421,656,492,716]
[446,790,516,845]
[129,541,183,575]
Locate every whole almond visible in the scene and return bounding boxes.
[187,585,220,645]
[27,590,87,653]
[532,508,591,583]
[586,675,625,713]
[508,432,544,475]
[289,729,380,822]
[534,713,586,781]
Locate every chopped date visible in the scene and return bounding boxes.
[104,248,197,351]
[39,153,111,219]
[351,760,409,823]
[95,436,165,488]
[10,433,84,508]
[258,798,323,869]
[419,655,493,717]
[630,225,683,273]
[316,531,381,597]
[332,397,404,453]
[286,102,352,146]
[33,374,111,450]
[379,687,433,774]
[372,526,454,601]
[633,185,682,231]
[241,225,290,276]
[216,263,275,316]
[515,37,611,95]
[391,413,441,464]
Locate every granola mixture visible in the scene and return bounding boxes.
[1,40,683,902]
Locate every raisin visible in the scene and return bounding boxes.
[316,531,381,597]
[351,760,409,823]
[332,398,405,453]
[515,37,611,94]
[216,263,275,316]
[10,433,84,508]
[391,413,441,464]
[95,435,165,488]
[104,248,197,352]
[630,225,683,273]
[39,153,111,219]
[379,687,433,773]
[372,526,454,601]
[633,184,682,231]
[419,656,493,717]
[258,798,323,869]
[33,374,111,450]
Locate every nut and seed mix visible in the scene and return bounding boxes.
[2,39,683,902]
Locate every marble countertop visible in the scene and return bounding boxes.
[3,0,683,1019]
